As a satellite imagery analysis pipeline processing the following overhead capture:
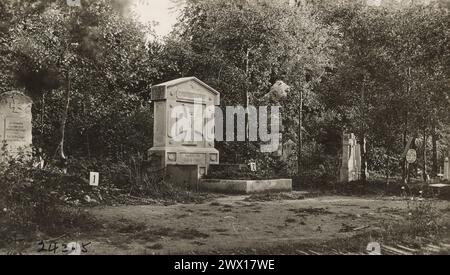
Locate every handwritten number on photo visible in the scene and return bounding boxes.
[82,242,91,253]
[48,242,59,254]
[37,241,46,253]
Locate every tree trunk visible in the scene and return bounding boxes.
[82,102,91,159]
[245,48,250,111]
[59,72,71,165]
[422,127,427,182]
[386,144,391,185]
[359,74,367,184]
[431,125,438,177]
[402,67,411,184]
[297,88,303,175]
[86,130,91,159]
[41,92,45,137]
[245,48,250,157]
[407,137,417,184]
[402,130,408,183]
[359,135,367,184]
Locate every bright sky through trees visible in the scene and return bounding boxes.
[132,0,180,37]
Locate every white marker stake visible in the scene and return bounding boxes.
[90,172,99,187]
[366,242,381,255]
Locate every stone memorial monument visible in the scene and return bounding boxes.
[281,139,295,163]
[0,91,33,162]
[339,132,368,182]
[149,77,220,186]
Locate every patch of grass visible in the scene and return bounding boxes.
[288,207,333,216]
[175,214,190,219]
[114,219,210,243]
[205,164,285,180]
[146,243,163,250]
[116,223,147,234]
[244,192,305,202]
[212,228,228,233]
[192,241,206,246]
[200,212,214,216]
[0,207,100,251]
[296,177,450,200]
[174,228,210,240]
[131,225,173,243]
[383,199,444,243]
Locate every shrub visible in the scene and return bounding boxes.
[205,163,279,180]
[379,199,444,247]
[0,149,99,244]
[405,199,443,239]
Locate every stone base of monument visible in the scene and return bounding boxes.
[165,165,201,190]
[199,179,292,194]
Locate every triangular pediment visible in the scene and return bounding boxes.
[151,77,220,105]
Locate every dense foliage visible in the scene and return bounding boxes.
[0,0,449,184]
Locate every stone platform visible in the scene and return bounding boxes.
[428,183,450,198]
[199,179,292,194]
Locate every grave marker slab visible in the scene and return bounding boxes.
[0,91,33,161]
[339,132,368,182]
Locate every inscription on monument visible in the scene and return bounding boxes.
[179,153,207,165]
[4,119,27,142]
[0,91,33,160]
[177,91,209,103]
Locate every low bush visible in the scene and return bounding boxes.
[0,152,100,245]
[205,161,289,181]
[67,154,214,204]
[379,199,445,247]
[405,199,443,239]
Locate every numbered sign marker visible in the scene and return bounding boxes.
[89,172,99,186]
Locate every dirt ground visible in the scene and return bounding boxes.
[3,193,450,255]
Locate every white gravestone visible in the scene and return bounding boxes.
[339,132,368,182]
[0,91,33,161]
[149,77,220,185]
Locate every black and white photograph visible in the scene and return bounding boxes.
[1,0,450,263]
